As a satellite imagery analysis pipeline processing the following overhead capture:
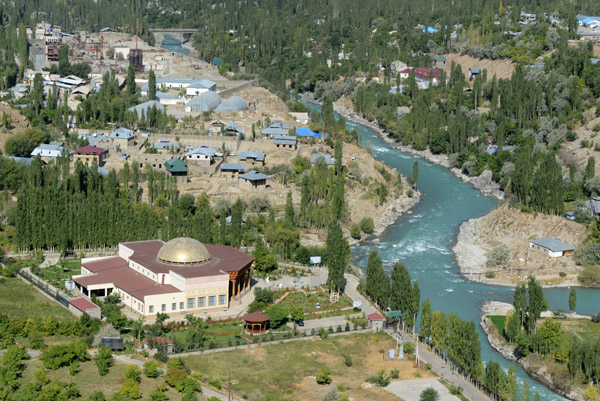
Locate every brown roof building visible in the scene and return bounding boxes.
[73,238,254,316]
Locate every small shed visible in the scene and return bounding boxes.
[367,312,386,332]
[68,297,102,319]
[468,67,483,80]
[221,163,246,177]
[240,170,270,188]
[310,153,335,167]
[529,238,574,258]
[143,336,174,354]
[433,56,447,67]
[242,312,270,334]
[165,158,188,182]
[273,135,297,149]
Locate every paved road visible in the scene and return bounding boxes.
[389,330,491,401]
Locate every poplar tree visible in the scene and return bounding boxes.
[412,160,419,184]
[126,65,137,96]
[531,153,564,215]
[334,137,343,175]
[17,23,27,79]
[131,162,139,201]
[527,276,548,334]
[390,262,412,326]
[420,298,432,340]
[285,191,294,226]
[513,283,527,329]
[148,70,156,100]
[569,288,577,312]
[511,147,532,206]
[585,156,596,182]
[522,378,530,401]
[325,220,348,294]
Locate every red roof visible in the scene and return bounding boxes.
[367,312,386,321]
[399,67,441,80]
[69,297,100,312]
[122,240,254,278]
[74,145,106,155]
[143,336,173,345]
[82,257,129,273]
[73,265,180,301]
[242,312,270,323]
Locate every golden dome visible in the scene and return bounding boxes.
[157,237,211,265]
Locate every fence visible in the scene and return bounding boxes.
[153,326,371,355]
[18,269,71,308]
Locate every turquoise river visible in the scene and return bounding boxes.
[306,102,600,400]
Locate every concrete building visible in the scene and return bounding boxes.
[30,141,65,160]
[261,120,289,138]
[529,238,574,258]
[310,153,335,166]
[156,92,182,106]
[273,135,297,149]
[186,145,223,166]
[68,297,102,319]
[289,112,309,124]
[153,139,180,153]
[73,145,107,166]
[220,163,246,177]
[185,79,217,97]
[73,238,254,316]
[109,127,136,148]
[238,151,265,168]
[368,312,386,332]
[165,158,188,183]
[239,170,270,189]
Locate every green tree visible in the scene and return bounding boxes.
[285,191,295,226]
[230,198,243,248]
[585,156,596,182]
[126,65,137,96]
[17,23,27,79]
[58,44,71,76]
[569,288,577,312]
[266,304,288,328]
[325,220,348,293]
[390,262,413,327]
[504,311,520,342]
[527,276,548,334]
[148,70,157,100]
[412,160,419,184]
[513,283,527,329]
[120,378,141,399]
[420,298,432,340]
[93,346,113,376]
[522,378,530,401]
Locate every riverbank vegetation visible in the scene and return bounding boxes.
[489,282,600,396]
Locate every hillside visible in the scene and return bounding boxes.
[454,202,586,287]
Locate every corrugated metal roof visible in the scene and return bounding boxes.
[310,153,334,165]
[238,152,265,162]
[530,238,574,252]
[240,170,270,181]
[128,100,164,116]
[273,135,297,145]
[221,163,246,171]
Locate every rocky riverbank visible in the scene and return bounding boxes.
[480,301,585,401]
[300,94,422,245]
[308,93,505,200]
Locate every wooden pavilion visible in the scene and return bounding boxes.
[242,312,270,334]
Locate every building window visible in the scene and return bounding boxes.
[219,295,226,305]
[172,303,176,311]
[198,297,205,307]
[161,304,166,312]
[180,302,184,309]
[149,305,154,313]
[209,296,216,306]
[187,298,195,308]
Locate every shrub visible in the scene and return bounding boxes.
[41,342,90,370]
[93,346,113,376]
[360,217,375,234]
[485,270,496,279]
[579,266,600,288]
[144,361,160,378]
[316,368,332,384]
[120,379,142,399]
[575,242,600,267]
[125,365,141,382]
[420,387,440,401]
[323,388,338,401]
[154,351,169,363]
[559,272,567,277]
[375,369,390,387]
[592,313,600,323]
[450,385,463,395]
[350,223,361,239]
[208,378,222,390]
[403,342,415,354]
[486,246,510,267]
[390,368,399,379]
[343,355,353,367]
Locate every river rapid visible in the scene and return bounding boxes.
[305,102,600,400]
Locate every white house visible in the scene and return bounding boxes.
[31,142,65,159]
[185,79,217,97]
[529,238,574,258]
[185,145,223,166]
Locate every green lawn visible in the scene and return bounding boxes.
[488,315,506,336]
[0,277,74,321]
[552,317,600,343]
[181,331,406,400]
[275,289,353,319]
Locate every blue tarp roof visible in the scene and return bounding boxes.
[296,127,323,138]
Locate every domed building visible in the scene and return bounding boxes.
[74,238,254,316]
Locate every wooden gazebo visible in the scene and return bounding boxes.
[242,312,270,334]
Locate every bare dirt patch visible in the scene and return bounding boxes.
[441,53,516,80]
[455,202,586,287]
